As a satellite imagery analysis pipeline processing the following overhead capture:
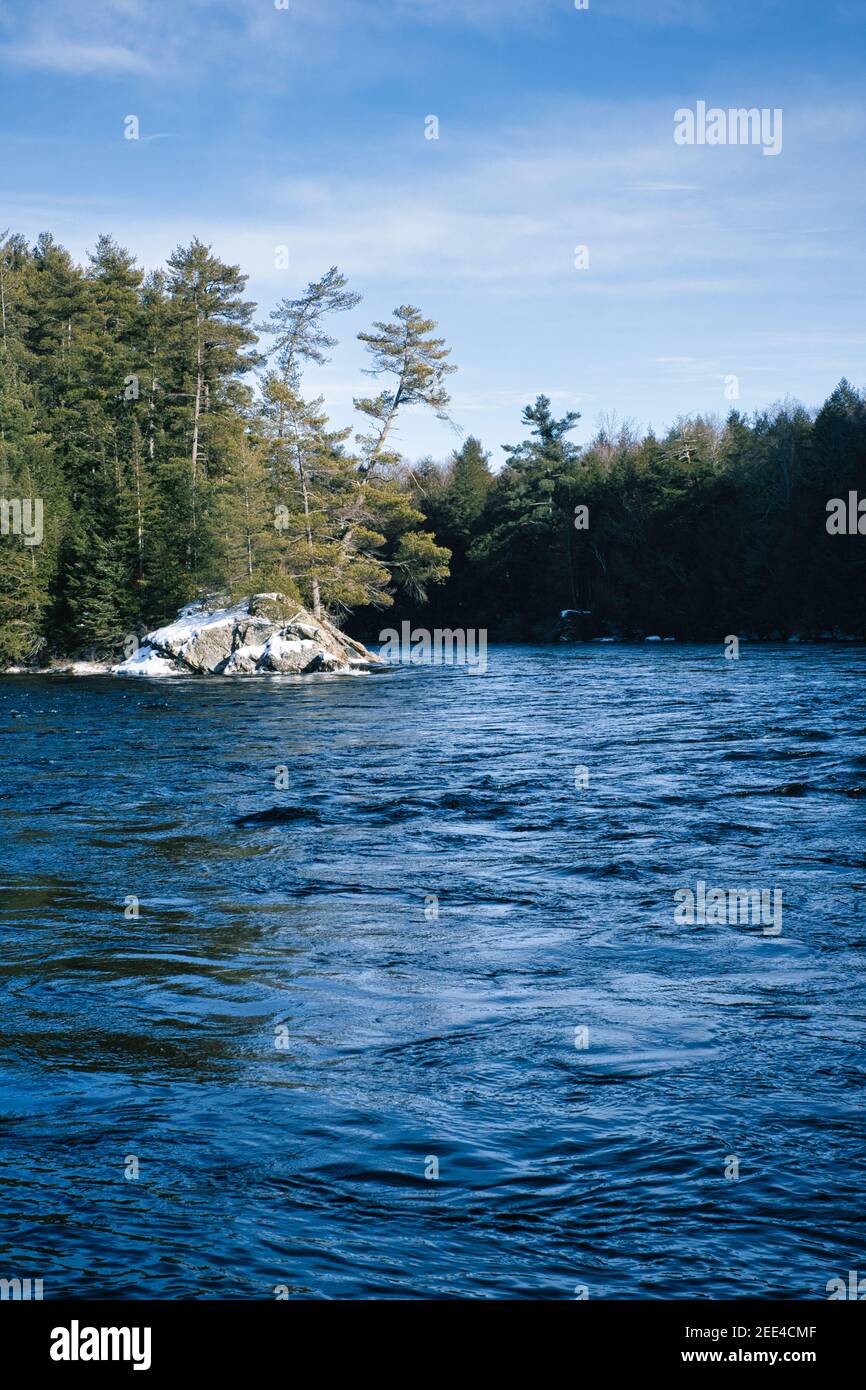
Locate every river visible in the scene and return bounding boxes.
[1,644,864,1298]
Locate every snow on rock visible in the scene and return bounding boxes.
[111,646,183,678]
[222,643,267,675]
[112,596,378,678]
[258,633,339,674]
[66,661,116,676]
[150,604,239,646]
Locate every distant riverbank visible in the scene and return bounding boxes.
[3,629,865,677]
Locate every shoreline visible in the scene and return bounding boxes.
[3,633,864,677]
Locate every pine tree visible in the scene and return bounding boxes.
[259,268,361,615]
[355,305,456,473]
[350,304,455,605]
[0,351,58,662]
[163,239,258,585]
[468,396,582,628]
[211,409,282,596]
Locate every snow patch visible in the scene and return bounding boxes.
[261,634,306,659]
[112,646,183,678]
[222,643,266,674]
[148,604,243,655]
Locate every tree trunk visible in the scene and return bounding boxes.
[190,309,202,568]
[134,450,144,583]
[148,356,157,462]
[299,459,321,618]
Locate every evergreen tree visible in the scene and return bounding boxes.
[355,305,456,473]
[259,267,362,615]
[0,353,58,662]
[467,396,582,630]
[0,225,863,662]
[163,238,258,585]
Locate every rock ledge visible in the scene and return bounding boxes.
[112,595,378,677]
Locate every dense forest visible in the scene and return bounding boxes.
[0,231,863,665]
[404,388,866,642]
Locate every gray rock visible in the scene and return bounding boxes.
[113,594,380,677]
[223,645,265,674]
[289,620,352,664]
[248,594,296,623]
[231,616,274,650]
[177,620,237,673]
[259,635,327,673]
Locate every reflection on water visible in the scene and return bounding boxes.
[1,645,865,1298]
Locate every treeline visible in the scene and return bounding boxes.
[0,233,452,663]
[392,388,866,641]
[1,232,864,664]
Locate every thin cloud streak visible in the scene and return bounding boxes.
[1,41,156,76]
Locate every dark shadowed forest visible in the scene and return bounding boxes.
[1,233,863,663]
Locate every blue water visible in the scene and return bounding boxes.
[1,645,865,1299]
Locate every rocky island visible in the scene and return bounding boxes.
[3,596,381,678]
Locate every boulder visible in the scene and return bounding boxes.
[232,616,275,649]
[223,644,266,675]
[112,595,380,678]
[259,634,329,674]
[248,593,295,622]
[178,620,237,673]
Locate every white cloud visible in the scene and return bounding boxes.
[2,76,863,457]
[1,41,155,76]
[4,93,860,303]
[0,0,763,87]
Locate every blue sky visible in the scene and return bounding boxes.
[1,0,865,463]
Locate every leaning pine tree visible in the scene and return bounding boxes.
[259,270,453,617]
[352,303,454,602]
